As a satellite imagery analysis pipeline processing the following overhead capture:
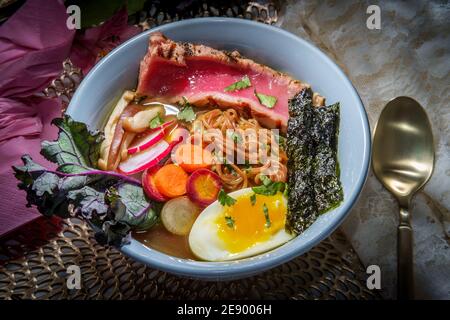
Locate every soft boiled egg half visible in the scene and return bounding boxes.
[188,188,294,261]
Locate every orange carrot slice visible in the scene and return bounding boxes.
[186,169,222,207]
[173,143,213,173]
[154,164,189,198]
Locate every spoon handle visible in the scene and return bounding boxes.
[398,207,414,300]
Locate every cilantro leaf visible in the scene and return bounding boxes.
[252,175,286,196]
[255,91,277,109]
[224,75,251,92]
[218,189,236,207]
[177,97,196,122]
[263,203,271,228]
[260,175,272,186]
[250,194,257,206]
[149,113,164,129]
[225,216,235,228]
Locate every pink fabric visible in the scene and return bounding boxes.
[0,1,140,237]
[0,0,73,238]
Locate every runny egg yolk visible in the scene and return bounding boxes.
[216,192,287,253]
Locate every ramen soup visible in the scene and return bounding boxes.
[96,32,343,261]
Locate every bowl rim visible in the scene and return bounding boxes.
[69,17,371,280]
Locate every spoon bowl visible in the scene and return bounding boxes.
[372,96,434,299]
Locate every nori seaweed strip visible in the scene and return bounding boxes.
[286,88,343,234]
[286,90,317,233]
[313,103,343,213]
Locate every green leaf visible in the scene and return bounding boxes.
[67,186,108,218]
[260,175,272,186]
[135,208,158,231]
[70,0,125,29]
[96,184,157,245]
[69,0,146,29]
[149,113,165,129]
[252,176,286,196]
[32,172,60,197]
[115,183,150,219]
[255,91,277,108]
[126,0,147,15]
[13,115,157,247]
[283,183,289,198]
[224,75,251,92]
[218,189,236,207]
[225,216,235,229]
[177,97,196,122]
[250,194,257,206]
[41,116,104,173]
[263,203,271,228]
[14,155,70,217]
[107,183,158,232]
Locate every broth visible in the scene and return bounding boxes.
[133,224,197,260]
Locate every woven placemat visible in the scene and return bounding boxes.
[0,0,381,300]
[0,217,380,300]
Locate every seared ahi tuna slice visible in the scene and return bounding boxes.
[137,32,306,131]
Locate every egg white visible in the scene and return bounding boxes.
[188,188,294,261]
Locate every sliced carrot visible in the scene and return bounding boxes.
[173,143,213,173]
[154,164,189,198]
[186,169,222,207]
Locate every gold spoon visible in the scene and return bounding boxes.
[372,96,434,300]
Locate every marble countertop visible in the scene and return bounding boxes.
[280,0,450,299]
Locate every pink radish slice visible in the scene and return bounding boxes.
[128,130,165,155]
[127,120,176,155]
[149,120,175,133]
[118,139,181,175]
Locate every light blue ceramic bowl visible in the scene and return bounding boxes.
[67,18,370,280]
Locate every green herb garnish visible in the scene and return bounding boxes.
[218,189,236,207]
[252,175,286,196]
[283,183,289,198]
[243,160,252,173]
[260,175,272,186]
[250,194,257,206]
[149,113,164,129]
[230,131,243,144]
[263,203,271,228]
[225,216,235,228]
[224,75,251,92]
[275,134,286,150]
[224,163,236,174]
[177,97,196,122]
[255,91,277,109]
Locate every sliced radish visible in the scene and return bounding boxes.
[128,130,165,155]
[127,120,177,155]
[160,196,201,236]
[118,138,181,175]
[167,126,189,144]
[150,119,176,133]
